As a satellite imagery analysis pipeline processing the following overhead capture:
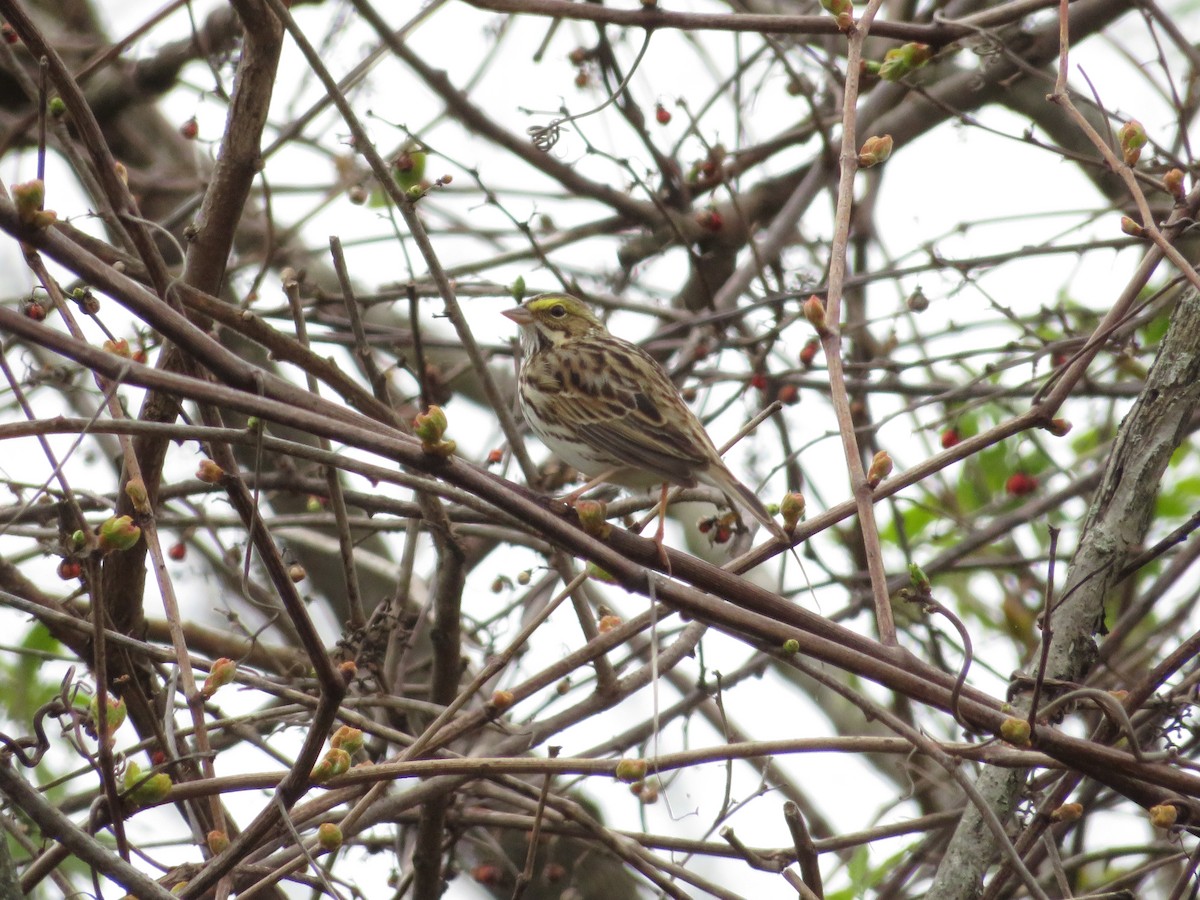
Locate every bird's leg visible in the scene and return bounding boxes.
[653,482,672,573]
[559,467,620,505]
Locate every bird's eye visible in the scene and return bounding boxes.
[550,304,566,318]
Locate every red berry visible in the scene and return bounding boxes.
[179,117,198,140]
[776,384,799,405]
[655,104,671,125]
[168,542,186,561]
[58,559,82,580]
[750,372,768,391]
[1005,473,1038,497]
[486,448,503,465]
[24,300,45,321]
[940,428,960,449]
[471,864,503,885]
[799,338,819,368]
[1,23,18,44]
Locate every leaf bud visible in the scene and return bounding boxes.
[857,134,893,168]
[614,758,648,783]
[999,716,1031,747]
[98,515,141,552]
[201,658,237,699]
[803,294,829,335]
[867,450,893,488]
[330,725,364,754]
[1117,120,1147,166]
[317,822,343,852]
[575,499,611,538]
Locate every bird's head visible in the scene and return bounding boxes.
[502,294,604,350]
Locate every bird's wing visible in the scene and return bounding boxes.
[532,340,715,485]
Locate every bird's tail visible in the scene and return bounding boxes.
[707,464,790,546]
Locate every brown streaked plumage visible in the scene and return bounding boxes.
[502,293,787,544]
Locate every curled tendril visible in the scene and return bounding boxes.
[0,666,77,767]
[527,30,652,153]
[527,121,563,152]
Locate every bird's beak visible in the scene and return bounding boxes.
[501,306,533,326]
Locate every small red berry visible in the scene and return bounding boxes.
[750,372,768,391]
[471,865,503,886]
[1005,473,1039,497]
[655,104,671,125]
[940,428,960,449]
[574,70,589,88]
[58,559,82,580]
[776,384,799,405]
[24,300,45,321]
[486,448,503,465]
[1,23,18,44]
[799,338,820,369]
[168,542,186,561]
[179,117,198,140]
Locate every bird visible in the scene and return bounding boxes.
[502,293,789,553]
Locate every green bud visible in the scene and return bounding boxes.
[317,822,343,852]
[98,515,141,552]
[614,758,648,783]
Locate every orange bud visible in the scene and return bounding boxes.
[1163,168,1184,200]
[867,450,893,488]
[196,459,225,484]
[803,295,829,335]
[1149,803,1178,829]
[201,658,237,699]
[857,134,893,168]
[1049,802,1082,823]
[206,830,230,854]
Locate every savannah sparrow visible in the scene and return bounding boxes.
[502,293,787,545]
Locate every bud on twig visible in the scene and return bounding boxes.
[780,492,806,532]
[857,134,893,168]
[201,658,237,699]
[1117,120,1147,166]
[803,295,829,336]
[98,515,141,552]
[867,450,892,488]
